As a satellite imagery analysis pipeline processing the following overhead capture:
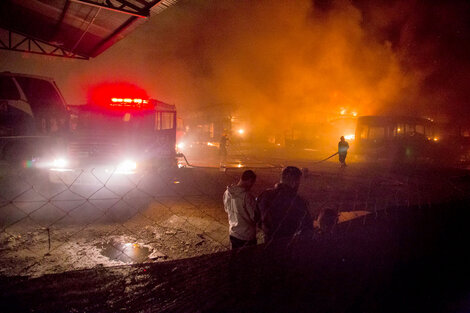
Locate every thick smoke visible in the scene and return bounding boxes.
[1,0,468,129]
[356,0,470,122]
[139,0,413,131]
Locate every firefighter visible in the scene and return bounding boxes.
[219,133,229,166]
[338,136,349,167]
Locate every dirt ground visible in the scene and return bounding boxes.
[1,153,469,278]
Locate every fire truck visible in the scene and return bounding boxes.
[49,93,178,185]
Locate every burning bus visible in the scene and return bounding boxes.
[354,116,440,163]
[49,84,178,185]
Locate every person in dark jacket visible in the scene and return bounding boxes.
[257,166,314,244]
[338,136,349,167]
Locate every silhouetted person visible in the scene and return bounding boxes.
[219,133,229,166]
[223,170,257,249]
[338,136,349,167]
[257,166,314,244]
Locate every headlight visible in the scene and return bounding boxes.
[116,160,137,174]
[49,157,72,172]
[177,142,185,150]
[52,158,68,168]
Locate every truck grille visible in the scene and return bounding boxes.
[68,137,119,159]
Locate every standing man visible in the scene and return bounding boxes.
[338,136,349,167]
[257,166,313,244]
[219,133,229,166]
[223,170,258,249]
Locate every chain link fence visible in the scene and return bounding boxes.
[1,158,466,278]
[1,157,470,311]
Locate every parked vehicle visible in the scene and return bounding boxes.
[50,94,178,185]
[0,71,69,164]
[354,116,439,163]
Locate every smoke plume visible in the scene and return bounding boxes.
[139,0,414,131]
[1,0,469,130]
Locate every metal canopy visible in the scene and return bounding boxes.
[0,0,178,60]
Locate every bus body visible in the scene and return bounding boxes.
[0,72,69,163]
[354,116,439,162]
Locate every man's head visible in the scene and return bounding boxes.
[239,170,256,190]
[340,136,345,142]
[280,166,302,192]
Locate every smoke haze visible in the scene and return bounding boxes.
[140,0,413,130]
[1,0,469,130]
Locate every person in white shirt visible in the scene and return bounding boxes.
[223,170,257,249]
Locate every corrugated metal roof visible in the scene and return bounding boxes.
[0,0,178,59]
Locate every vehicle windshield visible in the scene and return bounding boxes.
[78,111,154,135]
[15,76,66,116]
[75,108,175,136]
[0,76,20,100]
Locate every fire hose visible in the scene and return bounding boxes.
[179,151,339,169]
[177,153,281,169]
[312,152,338,164]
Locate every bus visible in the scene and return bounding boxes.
[0,72,69,163]
[354,116,439,162]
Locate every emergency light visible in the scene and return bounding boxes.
[110,98,152,110]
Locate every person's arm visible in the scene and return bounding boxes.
[301,199,314,233]
[255,193,264,228]
[256,191,273,235]
[223,189,229,213]
[245,193,258,224]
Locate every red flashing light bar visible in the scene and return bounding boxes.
[110,98,151,109]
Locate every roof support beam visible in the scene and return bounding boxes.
[87,0,163,57]
[0,28,89,60]
[70,0,149,18]
[54,0,71,35]
[89,15,138,56]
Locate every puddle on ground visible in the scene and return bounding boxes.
[96,240,151,263]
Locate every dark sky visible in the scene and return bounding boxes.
[1,0,469,125]
[353,0,470,121]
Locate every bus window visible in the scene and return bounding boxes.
[425,126,434,138]
[404,124,414,135]
[395,123,405,136]
[416,124,425,135]
[369,127,385,140]
[359,126,369,140]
